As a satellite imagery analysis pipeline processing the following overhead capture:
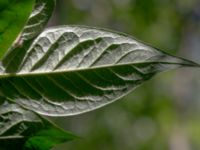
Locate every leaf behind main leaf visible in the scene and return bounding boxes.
[2,0,56,73]
[0,99,77,150]
[21,0,56,41]
[0,0,35,59]
[0,26,199,117]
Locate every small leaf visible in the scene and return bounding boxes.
[24,127,77,150]
[2,0,56,71]
[0,0,35,59]
[0,26,199,117]
[0,99,77,150]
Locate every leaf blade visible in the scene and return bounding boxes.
[0,26,199,116]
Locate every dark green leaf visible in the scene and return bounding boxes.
[0,0,35,59]
[0,26,199,117]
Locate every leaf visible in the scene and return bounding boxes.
[2,0,56,72]
[0,0,35,59]
[0,99,77,150]
[24,127,77,150]
[0,26,199,117]
[21,0,56,41]
[0,99,43,139]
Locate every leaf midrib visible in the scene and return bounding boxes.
[0,135,24,140]
[0,61,197,79]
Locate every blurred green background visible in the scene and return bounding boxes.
[49,0,200,149]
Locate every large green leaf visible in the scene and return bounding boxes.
[0,0,35,59]
[0,26,199,117]
[0,99,77,150]
[2,0,56,71]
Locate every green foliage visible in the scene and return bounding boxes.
[0,0,199,150]
[24,123,77,150]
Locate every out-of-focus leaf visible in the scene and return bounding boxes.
[0,0,35,59]
[0,26,198,117]
[0,99,77,150]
